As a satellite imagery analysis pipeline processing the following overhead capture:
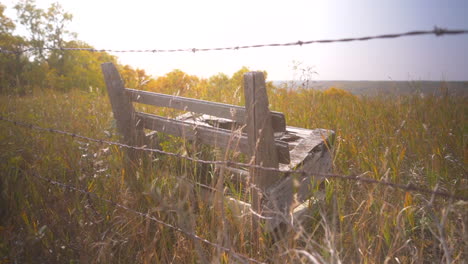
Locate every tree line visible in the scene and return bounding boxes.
[0,0,115,94]
[0,0,271,99]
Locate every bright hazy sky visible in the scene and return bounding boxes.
[4,0,468,81]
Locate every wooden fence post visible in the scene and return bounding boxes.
[101,62,148,190]
[244,72,282,245]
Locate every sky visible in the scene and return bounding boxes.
[3,0,468,81]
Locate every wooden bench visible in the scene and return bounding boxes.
[101,62,334,234]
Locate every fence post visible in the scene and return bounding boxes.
[244,72,282,245]
[101,62,148,189]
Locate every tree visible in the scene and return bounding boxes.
[1,1,123,94]
[14,0,46,60]
[13,0,93,92]
[0,4,15,33]
[0,3,29,94]
[119,65,152,90]
[149,70,199,96]
[45,3,75,49]
[44,2,75,76]
[46,40,116,93]
[205,73,231,102]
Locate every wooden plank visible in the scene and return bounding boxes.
[102,63,147,147]
[279,128,334,171]
[244,72,282,187]
[126,88,286,132]
[244,72,282,244]
[264,130,334,232]
[101,62,150,192]
[136,112,291,163]
[218,128,333,183]
[138,111,246,153]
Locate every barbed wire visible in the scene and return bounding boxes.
[0,47,17,54]
[1,116,466,201]
[1,27,467,55]
[28,171,264,264]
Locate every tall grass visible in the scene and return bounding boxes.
[0,84,466,263]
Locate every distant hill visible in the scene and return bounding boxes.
[272,80,468,97]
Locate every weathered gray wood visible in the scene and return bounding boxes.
[264,129,334,231]
[175,113,290,164]
[216,128,333,186]
[137,111,291,163]
[244,72,282,186]
[244,72,283,242]
[102,63,336,238]
[102,62,151,192]
[101,63,148,150]
[126,88,286,132]
[279,128,334,171]
[139,111,244,153]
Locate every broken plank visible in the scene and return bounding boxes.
[126,88,286,132]
[136,111,290,164]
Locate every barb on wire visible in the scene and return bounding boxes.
[1,116,466,202]
[29,171,264,264]
[0,47,17,54]
[1,27,467,55]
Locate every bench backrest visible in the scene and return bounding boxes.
[101,62,290,165]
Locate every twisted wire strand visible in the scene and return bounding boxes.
[1,116,465,201]
[28,171,264,264]
[1,27,467,55]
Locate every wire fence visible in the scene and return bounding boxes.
[28,171,265,264]
[1,116,465,202]
[1,26,467,262]
[1,27,467,55]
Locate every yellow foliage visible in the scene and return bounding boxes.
[323,86,356,98]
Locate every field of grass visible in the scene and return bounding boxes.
[0,84,466,263]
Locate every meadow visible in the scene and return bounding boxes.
[0,81,466,263]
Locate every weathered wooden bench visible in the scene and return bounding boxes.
[101,62,334,235]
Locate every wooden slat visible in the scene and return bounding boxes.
[101,62,152,192]
[136,112,290,163]
[264,131,333,231]
[126,88,286,132]
[244,72,282,186]
[102,64,147,147]
[269,130,333,204]
[244,72,281,245]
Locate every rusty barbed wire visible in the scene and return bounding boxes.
[1,27,467,55]
[28,171,264,264]
[1,116,466,201]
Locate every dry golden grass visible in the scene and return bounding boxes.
[0,83,466,263]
